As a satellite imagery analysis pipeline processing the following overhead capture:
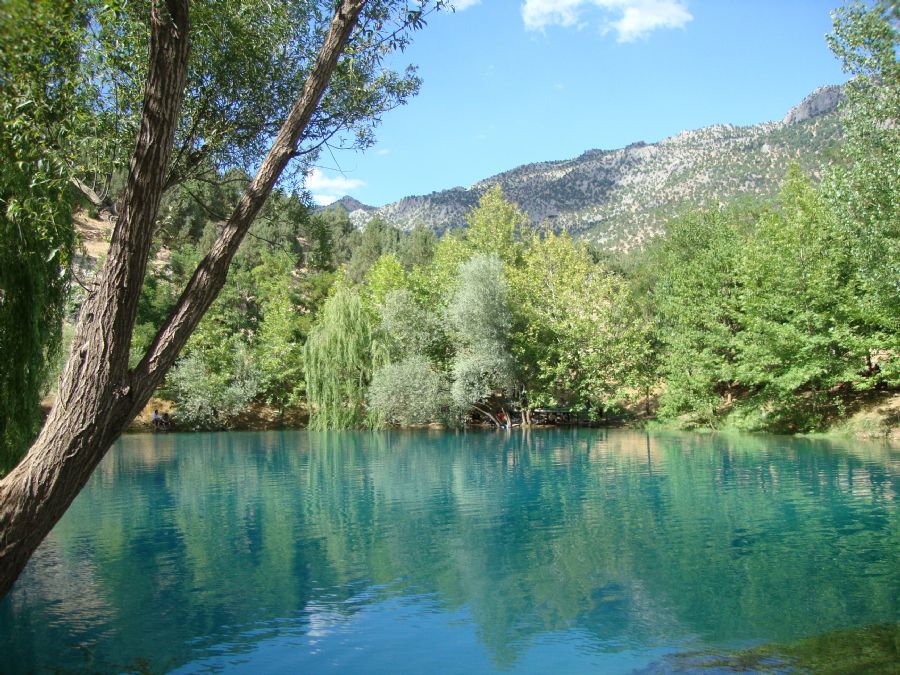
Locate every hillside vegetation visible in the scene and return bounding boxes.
[71,4,897,441]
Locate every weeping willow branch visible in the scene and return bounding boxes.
[303,285,385,429]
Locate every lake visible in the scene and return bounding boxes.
[1,429,898,673]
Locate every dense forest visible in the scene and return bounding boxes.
[1,1,898,475]
[137,0,897,437]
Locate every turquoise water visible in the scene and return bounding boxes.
[1,429,898,673]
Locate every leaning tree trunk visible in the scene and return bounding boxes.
[0,0,191,600]
[0,0,367,600]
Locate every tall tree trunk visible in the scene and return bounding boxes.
[0,0,190,600]
[0,0,367,600]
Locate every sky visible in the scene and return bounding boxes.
[306,0,850,207]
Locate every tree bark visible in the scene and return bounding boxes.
[133,0,367,394]
[0,0,367,600]
[0,0,190,600]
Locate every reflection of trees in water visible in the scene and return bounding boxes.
[1,430,898,671]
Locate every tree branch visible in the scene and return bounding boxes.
[70,177,106,207]
[0,0,191,600]
[133,0,367,394]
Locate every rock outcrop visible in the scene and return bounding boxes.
[326,86,844,250]
[782,85,842,125]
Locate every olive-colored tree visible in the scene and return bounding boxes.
[446,255,515,424]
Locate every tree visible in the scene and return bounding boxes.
[731,168,859,430]
[75,0,426,204]
[825,0,899,378]
[652,209,748,426]
[446,255,515,424]
[465,185,528,265]
[363,253,409,308]
[509,231,630,419]
[308,205,355,269]
[252,254,307,415]
[446,254,513,347]
[168,345,261,430]
[0,0,82,473]
[0,0,442,599]
[345,216,402,282]
[304,285,384,429]
[379,288,448,362]
[368,355,452,426]
[409,230,470,310]
[397,224,437,269]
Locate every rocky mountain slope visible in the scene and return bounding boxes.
[334,86,843,250]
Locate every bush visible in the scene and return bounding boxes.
[168,346,261,430]
[368,356,453,426]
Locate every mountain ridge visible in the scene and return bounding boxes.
[327,85,843,250]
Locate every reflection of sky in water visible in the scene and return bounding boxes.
[0,429,898,673]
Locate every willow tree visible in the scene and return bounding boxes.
[304,285,385,429]
[0,0,82,474]
[0,0,442,599]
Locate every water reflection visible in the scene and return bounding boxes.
[1,430,898,673]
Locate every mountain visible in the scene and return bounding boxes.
[330,85,843,250]
[324,195,376,215]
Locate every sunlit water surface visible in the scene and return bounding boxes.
[1,430,898,673]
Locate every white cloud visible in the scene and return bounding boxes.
[311,193,340,206]
[305,168,364,205]
[611,1,692,41]
[523,0,583,29]
[453,0,481,9]
[522,0,692,42]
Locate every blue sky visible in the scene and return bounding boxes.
[306,0,849,207]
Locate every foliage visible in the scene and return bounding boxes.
[649,208,747,426]
[730,169,862,430]
[168,346,261,430]
[445,255,516,416]
[76,0,433,197]
[446,254,513,348]
[410,231,470,310]
[397,224,437,269]
[368,355,452,426]
[465,185,528,265]
[449,350,515,416]
[0,0,82,473]
[252,253,307,412]
[132,226,323,424]
[303,285,384,429]
[380,289,448,362]
[509,231,634,416]
[363,253,408,308]
[825,0,900,353]
[345,217,402,282]
[307,206,356,270]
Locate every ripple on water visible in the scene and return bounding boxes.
[0,430,898,674]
